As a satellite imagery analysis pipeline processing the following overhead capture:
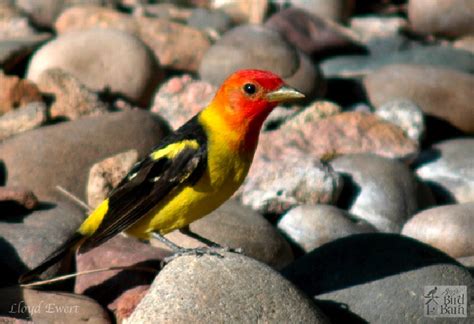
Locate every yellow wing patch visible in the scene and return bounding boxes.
[78,199,109,236]
[149,140,200,160]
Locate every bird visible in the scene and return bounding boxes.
[19,69,304,284]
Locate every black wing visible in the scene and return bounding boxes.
[78,115,208,253]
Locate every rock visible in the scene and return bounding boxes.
[408,0,474,38]
[350,16,408,44]
[110,285,150,323]
[283,233,474,323]
[87,150,139,209]
[0,110,169,203]
[151,74,217,129]
[0,186,38,210]
[374,98,425,143]
[0,202,84,284]
[187,8,232,34]
[363,64,474,133]
[457,255,474,268]
[156,200,294,269]
[0,3,37,39]
[265,8,364,59]
[330,153,434,232]
[282,100,342,128]
[210,0,268,24]
[322,45,474,77]
[199,24,323,97]
[55,6,211,72]
[16,0,117,28]
[0,102,47,141]
[126,252,329,323]
[415,138,474,204]
[454,35,474,54]
[258,111,418,162]
[278,205,376,252]
[284,0,354,22]
[241,156,342,215]
[0,33,51,72]
[0,71,43,115]
[0,286,110,323]
[402,202,474,258]
[75,235,167,312]
[36,68,108,120]
[27,29,161,107]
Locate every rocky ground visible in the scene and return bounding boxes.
[0,0,473,323]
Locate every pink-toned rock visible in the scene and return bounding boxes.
[363,64,474,134]
[408,0,474,38]
[0,186,38,210]
[454,36,474,54]
[0,71,43,115]
[75,235,168,307]
[402,202,474,258]
[55,6,211,72]
[36,68,108,120]
[109,285,150,322]
[258,111,418,162]
[151,74,216,128]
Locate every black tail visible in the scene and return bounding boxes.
[19,232,84,284]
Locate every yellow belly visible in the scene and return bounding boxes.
[126,148,251,239]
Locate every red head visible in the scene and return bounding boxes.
[207,69,304,151]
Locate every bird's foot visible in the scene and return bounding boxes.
[162,246,243,264]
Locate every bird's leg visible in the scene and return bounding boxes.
[151,232,225,264]
[179,225,222,248]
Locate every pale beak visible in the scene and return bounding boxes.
[265,85,305,102]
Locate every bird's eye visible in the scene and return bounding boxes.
[243,83,256,95]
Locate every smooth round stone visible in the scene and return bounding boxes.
[0,202,84,284]
[199,24,322,97]
[415,138,474,203]
[282,233,474,323]
[187,8,232,34]
[0,33,51,72]
[402,202,474,258]
[285,0,354,22]
[27,29,161,107]
[374,98,425,143]
[0,110,169,203]
[0,101,48,141]
[210,0,268,24]
[127,253,329,323]
[363,64,474,134]
[322,45,474,77]
[408,0,474,38]
[330,153,434,233]
[278,204,376,252]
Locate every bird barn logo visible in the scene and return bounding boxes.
[424,286,468,318]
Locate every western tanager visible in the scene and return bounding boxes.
[19,69,304,283]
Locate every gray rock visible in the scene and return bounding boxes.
[199,24,323,97]
[330,153,434,232]
[283,233,474,323]
[127,253,329,323]
[363,64,474,134]
[241,156,343,215]
[187,200,294,269]
[0,202,84,284]
[322,45,474,77]
[27,29,161,107]
[0,110,169,203]
[0,102,47,141]
[408,0,474,38]
[284,0,354,22]
[402,202,474,258]
[187,8,232,34]
[278,204,376,252]
[415,138,474,203]
[374,98,425,143]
